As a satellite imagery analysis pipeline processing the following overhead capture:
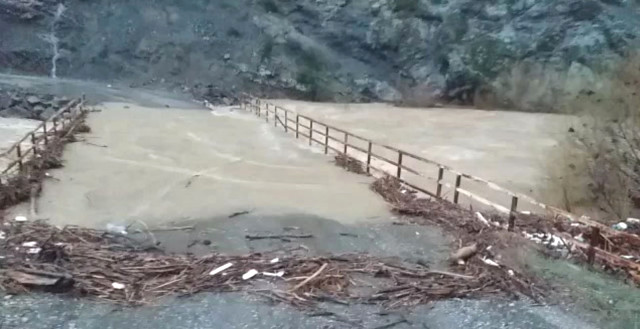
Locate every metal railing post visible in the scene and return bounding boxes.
[366,142,372,174]
[43,122,48,145]
[16,145,23,172]
[396,152,403,178]
[274,106,277,127]
[296,115,299,138]
[284,110,288,133]
[343,133,348,154]
[309,120,313,146]
[436,167,444,198]
[324,126,329,154]
[31,133,37,156]
[453,174,462,204]
[508,196,518,231]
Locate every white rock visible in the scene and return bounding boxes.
[242,269,259,280]
[269,257,279,264]
[263,271,285,277]
[111,282,125,290]
[27,248,41,254]
[481,257,500,267]
[209,262,233,276]
[22,241,37,247]
[508,270,514,276]
[14,216,28,222]
[0,231,5,239]
[612,222,628,231]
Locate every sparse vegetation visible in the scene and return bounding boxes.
[295,49,332,101]
[392,0,420,13]
[259,38,274,63]
[543,53,640,221]
[226,27,242,38]
[258,0,279,13]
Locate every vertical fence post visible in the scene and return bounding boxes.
[16,145,23,172]
[296,115,299,138]
[366,142,372,174]
[31,133,37,156]
[265,103,269,123]
[396,152,403,179]
[43,122,48,145]
[453,174,462,204]
[274,106,278,127]
[508,196,518,231]
[343,133,348,154]
[284,110,288,133]
[324,126,329,154]
[52,118,58,134]
[309,120,313,146]
[436,167,444,198]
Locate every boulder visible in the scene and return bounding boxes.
[0,107,31,119]
[25,95,41,105]
[40,108,57,121]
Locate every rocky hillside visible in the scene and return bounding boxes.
[1,0,639,108]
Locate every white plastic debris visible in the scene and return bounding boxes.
[242,269,259,280]
[270,257,279,264]
[570,222,582,227]
[475,212,490,227]
[415,232,420,236]
[612,222,628,231]
[627,218,640,224]
[22,241,37,247]
[209,263,233,276]
[520,211,531,215]
[621,255,635,260]
[27,248,41,254]
[508,270,515,276]
[0,231,5,240]
[481,257,500,267]
[263,271,285,277]
[111,282,125,290]
[106,223,127,235]
[14,216,28,222]
[486,245,492,251]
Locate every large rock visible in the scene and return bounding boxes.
[0,106,31,119]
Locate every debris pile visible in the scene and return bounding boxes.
[0,217,547,306]
[334,154,366,175]
[371,175,640,285]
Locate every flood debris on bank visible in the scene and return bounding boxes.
[0,217,547,307]
[370,175,640,286]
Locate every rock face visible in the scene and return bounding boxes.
[1,0,639,108]
[0,87,71,120]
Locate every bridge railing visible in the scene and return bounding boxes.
[0,97,87,181]
[239,95,640,281]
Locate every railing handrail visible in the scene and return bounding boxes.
[238,94,635,239]
[0,98,82,157]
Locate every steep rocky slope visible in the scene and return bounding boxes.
[1,0,639,108]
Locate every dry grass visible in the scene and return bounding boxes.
[542,53,640,221]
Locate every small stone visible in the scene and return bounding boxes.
[32,105,45,114]
[223,53,231,61]
[4,295,13,300]
[21,317,29,323]
[202,239,212,246]
[26,95,41,105]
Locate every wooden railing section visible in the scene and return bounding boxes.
[0,97,87,182]
[239,95,623,233]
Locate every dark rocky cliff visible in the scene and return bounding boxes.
[1,0,639,108]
